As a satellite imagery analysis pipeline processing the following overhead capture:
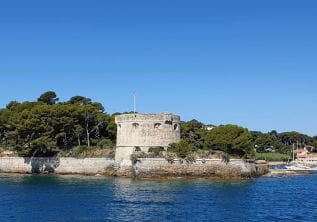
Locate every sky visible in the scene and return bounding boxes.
[0,0,316,135]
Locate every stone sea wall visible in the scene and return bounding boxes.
[0,157,268,178]
[0,157,114,175]
[116,158,268,178]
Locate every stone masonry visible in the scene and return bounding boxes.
[115,113,181,167]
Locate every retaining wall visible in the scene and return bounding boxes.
[0,157,268,178]
[130,158,266,178]
[0,157,114,175]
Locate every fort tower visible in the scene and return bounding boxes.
[115,113,181,164]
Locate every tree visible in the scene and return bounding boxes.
[74,125,84,146]
[0,93,115,156]
[77,105,105,147]
[205,124,253,158]
[37,91,59,105]
[278,131,313,146]
[6,101,20,110]
[68,96,92,105]
[17,136,55,157]
[180,119,207,150]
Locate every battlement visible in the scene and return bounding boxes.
[115,113,180,123]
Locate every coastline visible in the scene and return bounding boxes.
[0,157,269,179]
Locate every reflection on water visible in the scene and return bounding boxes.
[0,174,317,221]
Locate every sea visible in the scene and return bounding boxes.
[0,173,316,222]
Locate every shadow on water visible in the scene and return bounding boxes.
[23,157,60,173]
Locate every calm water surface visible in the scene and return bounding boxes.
[0,173,316,222]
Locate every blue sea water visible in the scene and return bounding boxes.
[0,174,316,222]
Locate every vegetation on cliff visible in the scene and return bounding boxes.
[0,91,116,157]
[168,119,317,160]
[0,91,316,160]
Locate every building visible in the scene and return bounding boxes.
[203,124,215,131]
[115,112,181,164]
[296,145,317,159]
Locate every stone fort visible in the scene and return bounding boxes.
[115,112,180,164]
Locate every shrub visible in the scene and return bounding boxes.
[130,151,147,163]
[221,153,230,165]
[167,140,193,158]
[255,152,291,162]
[18,136,56,157]
[185,153,196,163]
[165,152,177,163]
[148,146,165,157]
[72,145,89,158]
[97,139,114,149]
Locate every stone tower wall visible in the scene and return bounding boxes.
[115,113,181,162]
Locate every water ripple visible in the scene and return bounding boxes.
[0,174,316,221]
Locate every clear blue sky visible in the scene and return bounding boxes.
[0,0,316,135]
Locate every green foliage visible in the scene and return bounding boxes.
[167,140,193,158]
[255,152,291,162]
[221,152,230,165]
[65,145,114,158]
[0,91,116,156]
[97,139,114,149]
[165,152,177,163]
[72,145,90,158]
[205,124,253,158]
[278,131,313,145]
[130,151,147,163]
[185,153,196,163]
[18,136,55,157]
[180,119,207,150]
[68,96,92,105]
[251,131,287,153]
[37,91,59,105]
[148,146,165,157]
[1,91,317,160]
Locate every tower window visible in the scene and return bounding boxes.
[154,123,161,129]
[174,124,178,130]
[132,123,139,128]
[165,120,172,125]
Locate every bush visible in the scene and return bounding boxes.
[66,146,114,158]
[72,145,89,158]
[148,146,165,157]
[130,151,147,163]
[97,139,114,149]
[167,140,193,158]
[255,152,291,162]
[221,153,230,165]
[185,153,196,163]
[165,152,177,163]
[18,136,56,157]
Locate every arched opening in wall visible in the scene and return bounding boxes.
[118,124,121,128]
[134,146,141,152]
[174,124,178,130]
[165,120,172,125]
[154,123,161,129]
[132,123,139,128]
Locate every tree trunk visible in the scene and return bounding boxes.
[85,111,90,147]
[86,126,90,147]
[87,131,90,147]
[77,135,81,146]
